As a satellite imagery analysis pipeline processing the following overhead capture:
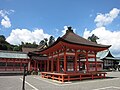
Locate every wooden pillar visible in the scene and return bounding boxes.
[86,51,89,73]
[40,61,42,71]
[51,53,54,72]
[45,60,47,72]
[75,50,78,72]
[36,61,38,71]
[95,52,97,72]
[47,59,49,72]
[64,48,67,73]
[34,60,36,71]
[79,58,81,71]
[44,60,46,72]
[57,52,60,72]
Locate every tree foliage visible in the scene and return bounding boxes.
[0,35,55,51]
[0,35,6,42]
[39,36,55,48]
[21,41,38,48]
[0,35,13,50]
[48,36,55,46]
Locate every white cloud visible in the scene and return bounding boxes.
[94,8,120,27]
[6,28,51,45]
[61,26,68,35]
[83,27,120,57]
[0,9,13,28]
[1,15,11,28]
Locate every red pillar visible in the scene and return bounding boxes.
[86,51,89,73]
[79,58,81,71]
[51,53,54,72]
[44,60,46,72]
[34,60,36,71]
[75,50,78,72]
[36,61,38,71]
[47,59,49,72]
[40,61,42,71]
[95,52,97,72]
[64,48,67,73]
[57,52,60,72]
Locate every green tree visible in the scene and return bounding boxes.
[48,36,55,46]
[0,35,6,42]
[21,41,38,48]
[39,36,55,48]
[13,45,21,51]
[44,38,48,47]
[0,35,13,50]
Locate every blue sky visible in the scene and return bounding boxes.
[0,0,120,56]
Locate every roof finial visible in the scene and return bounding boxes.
[66,26,73,33]
[68,26,72,30]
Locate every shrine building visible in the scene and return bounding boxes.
[0,50,30,71]
[35,27,111,82]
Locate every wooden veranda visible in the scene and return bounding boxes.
[41,71,107,82]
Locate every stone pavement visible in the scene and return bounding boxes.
[0,72,120,90]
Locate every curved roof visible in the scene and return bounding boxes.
[61,29,110,48]
[39,27,111,54]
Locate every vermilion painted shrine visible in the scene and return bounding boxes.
[0,27,111,82]
[36,27,110,82]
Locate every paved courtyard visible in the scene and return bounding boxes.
[0,72,120,90]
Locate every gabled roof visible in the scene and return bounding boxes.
[22,47,38,53]
[22,45,45,53]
